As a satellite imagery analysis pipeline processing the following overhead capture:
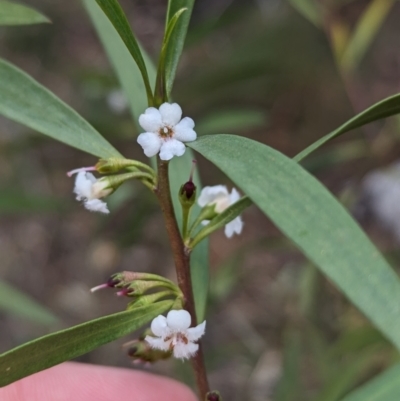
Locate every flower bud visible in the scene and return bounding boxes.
[124,339,172,363]
[90,276,122,293]
[128,293,183,310]
[91,177,114,198]
[179,159,197,208]
[179,181,197,207]
[125,279,173,296]
[95,158,139,174]
[92,272,183,311]
[206,391,222,401]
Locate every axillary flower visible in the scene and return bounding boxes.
[198,185,244,238]
[145,310,206,360]
[137,103,197,161]
[70,170,112,214]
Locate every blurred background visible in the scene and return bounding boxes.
[1,0,400,400]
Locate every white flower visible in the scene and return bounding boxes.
[197,185,244,238]
[137,103,197,161]
[145,310,206,360]
[73,171,111,214]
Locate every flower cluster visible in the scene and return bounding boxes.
[67,104,245,241]
[198,185,244,238]
[137,103,197,161]
[145,310,206,360]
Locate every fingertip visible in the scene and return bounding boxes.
[0,362,197,401]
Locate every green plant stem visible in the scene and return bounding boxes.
[124,159,156,176]
[155,158,210,399]
[182,205,191,240]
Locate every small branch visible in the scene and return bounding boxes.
[155,158,210,399]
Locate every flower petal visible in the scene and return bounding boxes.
[85,172,97,184]
[197,185,229,207]
[137,132,163,157]
[74,172,94,200]
[187,321,206,342]
[167,310,191,331]
[173,341,198,360]
[139,107,162,132]
[159,103,182,126]
[145,336,171,352]
[229,187,241,204]
[84,199,110,214]
[159,139,186,161]
[174,117,196,142]
[224,216,243,238]
[151,315,168,337]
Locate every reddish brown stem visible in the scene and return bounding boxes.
[155,158,210,399]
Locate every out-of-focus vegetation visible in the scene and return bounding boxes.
[1,0,400,399]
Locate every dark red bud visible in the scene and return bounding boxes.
[116,287,134,297]
[206,391,221,401]
[107,277,121,288]
[181,181,196,199]
[127,346,138,357]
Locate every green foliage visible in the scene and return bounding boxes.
[295,93,400,162]
[275,331,302,401]
[197,109,267,136]
[189,134,400,351]
[340,0,395,72]
[83,0,156,123]
[0,58,120,158]
[164,0,195,98]
[313,348,381,401]
[0,0,50,25]
[94,0,153,105]
[0,281,58,326]
[0,301,172,387]
[287,0,321,27]
[340,363,400,401]
[154,8,187,104]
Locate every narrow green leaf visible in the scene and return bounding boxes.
[340,0,395,73]
[0,281,58,326]
[329,327,388,357]
[155,8,187,103]
[189,135,400,351]
[94,0,153,105]
[0,1,50,26]
[164,0,195,98]
[190,240,209,322]
[169,152,209,322]
[190,196,252,248]
[287,0,321,27]
[275,330,302,401]
[313,348,381,401]
[0,301,172,387]
[197,109,267,136]
[340,363,400,401]
[0,58,120,158]
[299,263,319,317]
[295,93,400,162]
[83,0,156,126]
